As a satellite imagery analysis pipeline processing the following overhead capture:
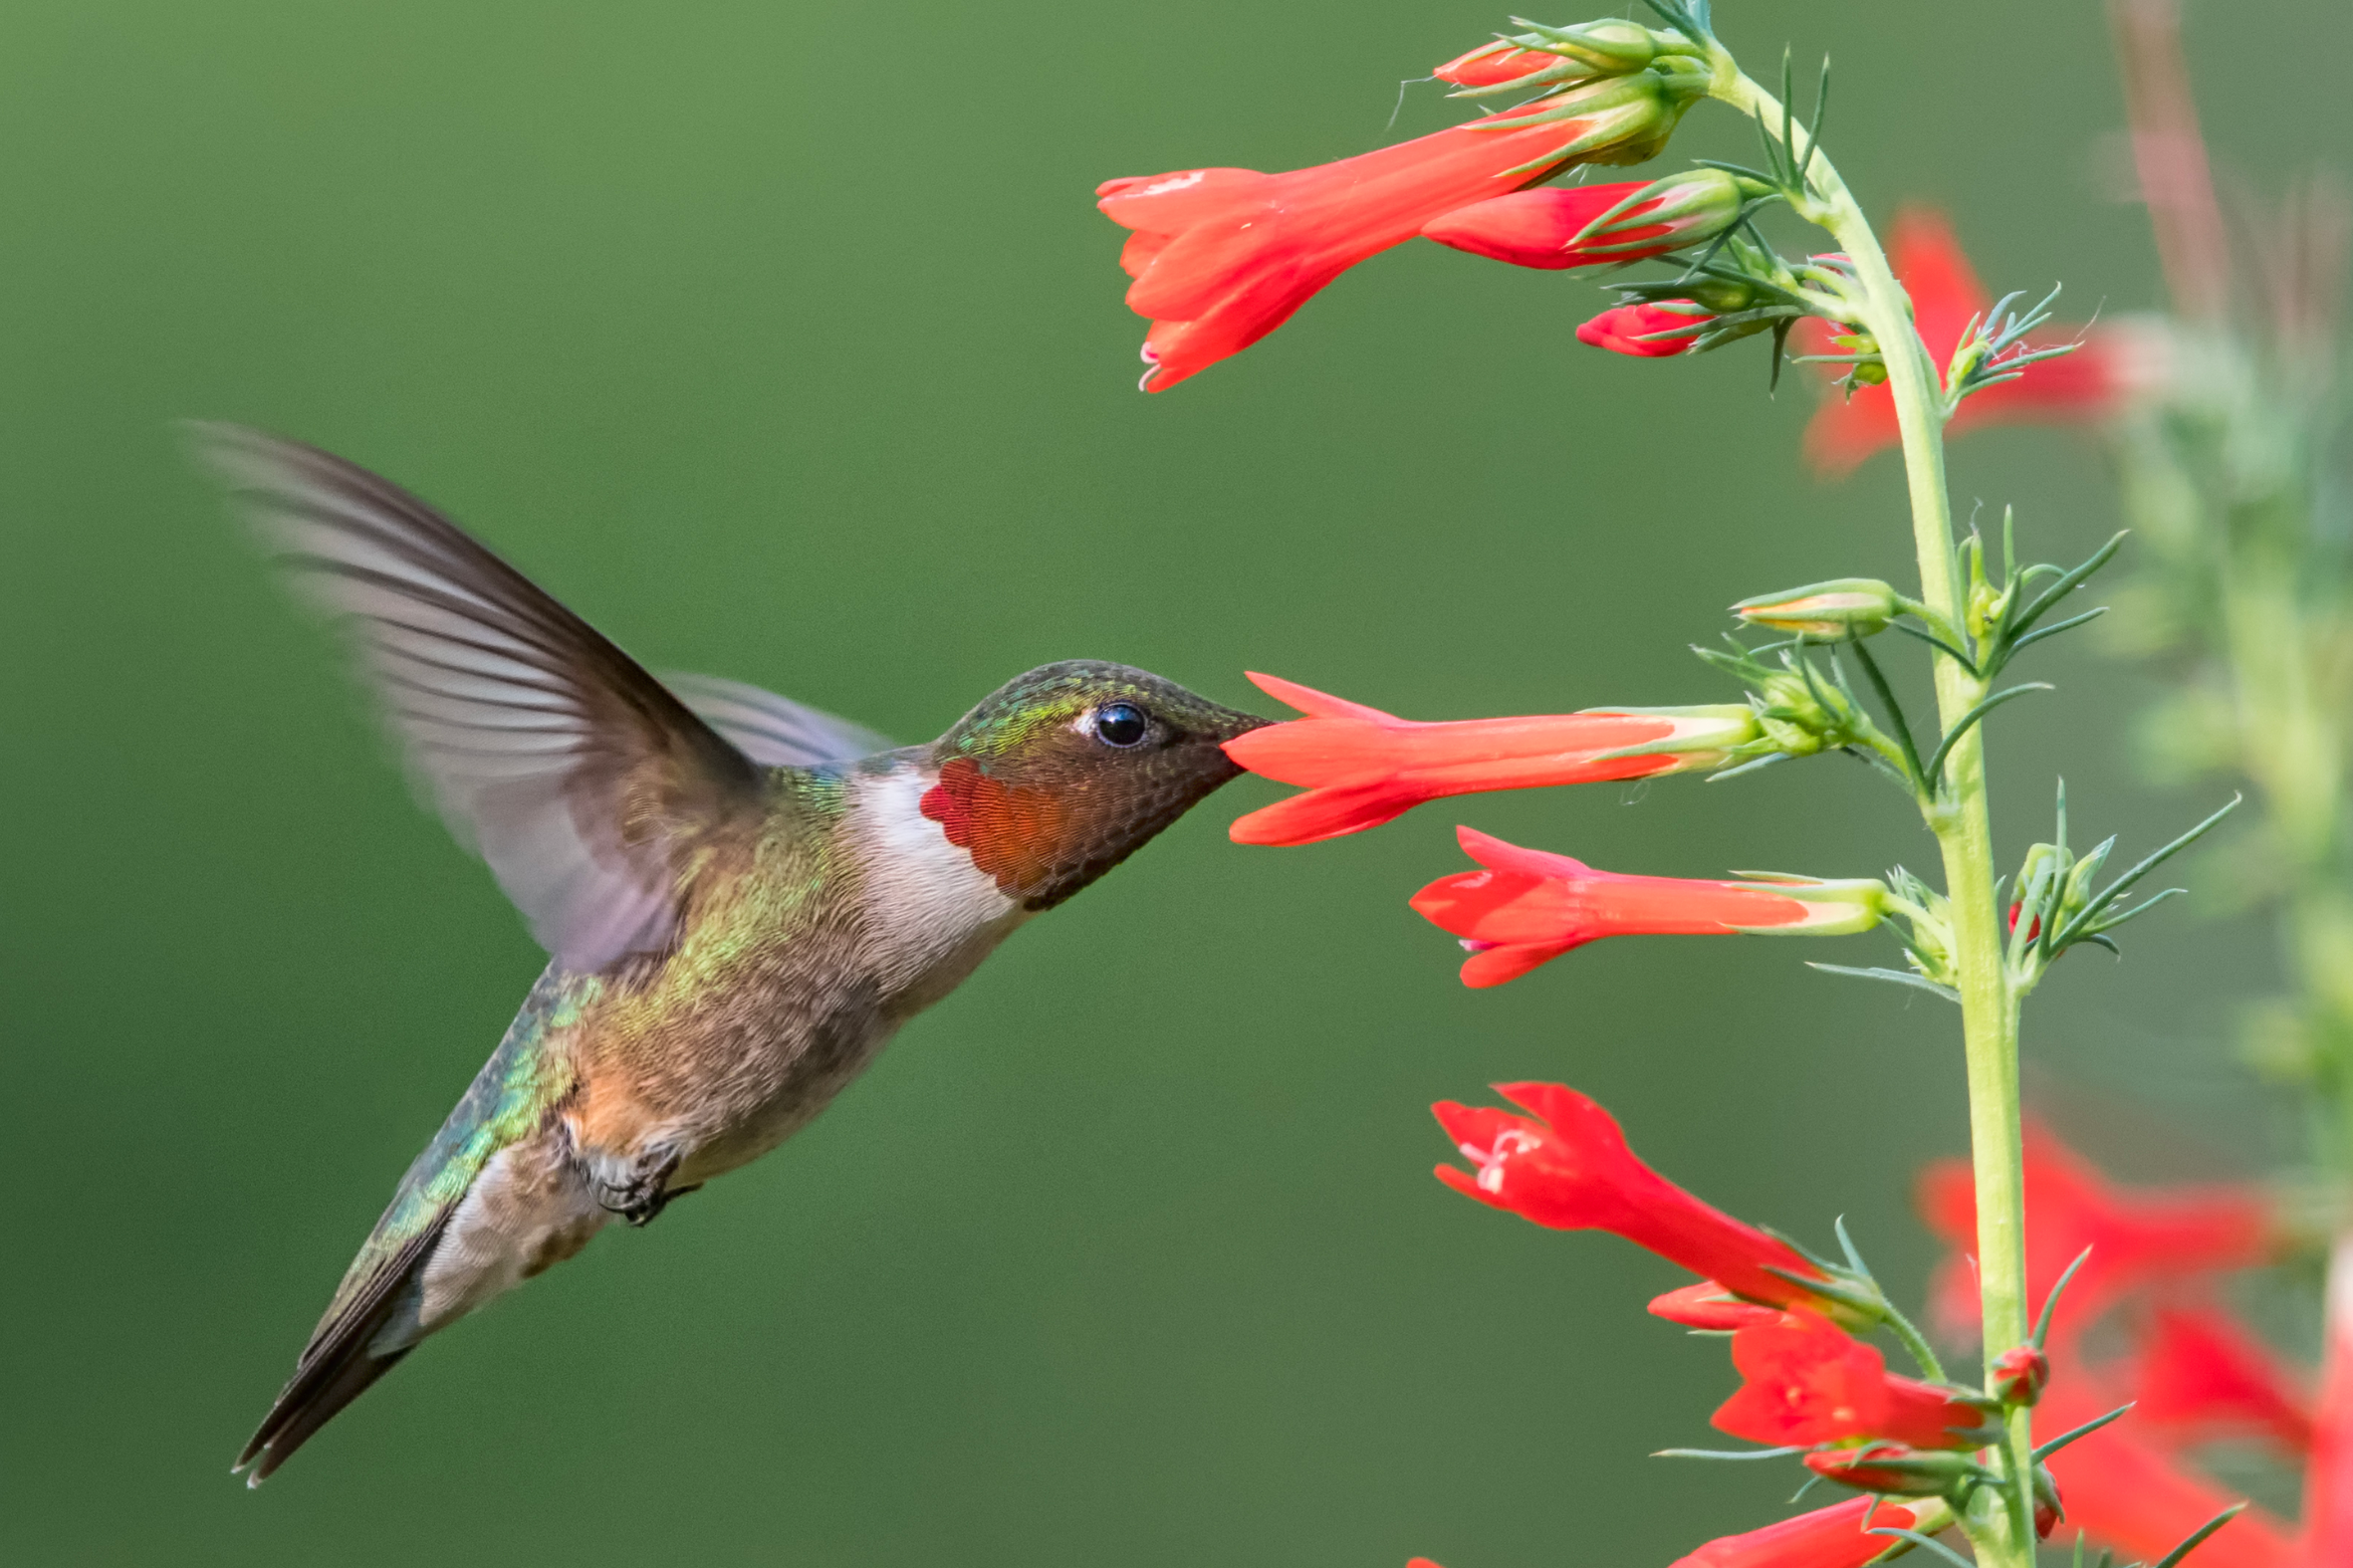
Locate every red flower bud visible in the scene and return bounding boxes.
[1714,1310,1994,1452]
[1409,826,1885,988]
[1577,300,1710,356]
[1221,672,1758,846]
[1991,1344,2050,1407]
[1802,1442,1977,1498]
[1650,1281,1784,1331]
[1431,1082,1855,1319]
[1668,1496,1951,1568]
[1432,42,1560,87]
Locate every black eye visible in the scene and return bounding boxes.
[1093,701,1149,748]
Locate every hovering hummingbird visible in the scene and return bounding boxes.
[196,426,1265,1483]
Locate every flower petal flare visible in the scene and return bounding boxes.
[1097,112,1592,391]
[1409,825,1886,987]
[1429,1082,1847,1315]
[1712,1310,1990,1451]
[1221,672,1758,847]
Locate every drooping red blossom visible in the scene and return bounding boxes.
[1666,1496,1944,1568]
[1221,672,1756,846]
[1431,1082,1851,1317]
[1916,1122,2274,1345]
[1713,1310,1989,1451]
[1578,300,1712,356]
[2130,1304,2313,1452]
[1410,826,1884,987]
[1651,1280,1784,1331]
[1796,209,2118,476]
[2037,1364,2296,1568]
[1100,120,1603,391]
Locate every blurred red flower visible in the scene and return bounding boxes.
[1916,1122,2273,1346]
[1410,826,1882,987]
[2037,1364,2296,1568]
[1430,1082,1850,1317]
[1797,209,2117,476]
[1221,673,1755,847]
[1713,1310,1988,1451]
[2131,1304,2313,1452]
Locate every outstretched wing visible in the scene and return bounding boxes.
[663,671,893,767]
[194,423,765,972]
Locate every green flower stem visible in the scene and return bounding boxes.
[1710,64,2036,1568]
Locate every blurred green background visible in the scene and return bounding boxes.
[4,1,2344,1562]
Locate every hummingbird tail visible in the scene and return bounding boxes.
[233,1211,450,1486]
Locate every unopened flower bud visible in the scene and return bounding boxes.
[1991,1344,2049,1406]
[1733,578,1904,639]
[1435,20,1675,88]
[1804,1443,1981,1498]
[1471,61,1710,170]
[2033,1464,2063,1537]
[1578,301,1710,357]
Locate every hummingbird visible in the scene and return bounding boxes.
[195,425,1265,1483]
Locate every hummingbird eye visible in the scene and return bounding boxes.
[1091,701,1149,748]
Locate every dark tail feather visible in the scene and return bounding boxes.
[235,1341,412,1483]
[234,1213,448,1485]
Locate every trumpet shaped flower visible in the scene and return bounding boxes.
[2131,1304,2313,1452]
[1422,169,1753,271]
[1666,1496,1949,1568]
[1712,1309,1990,1451]
[1431,1082,1852,1317]
[1222,673,1757,847]
[1410,827,1885,987]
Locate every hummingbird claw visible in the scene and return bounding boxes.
[593,1152,688,1228]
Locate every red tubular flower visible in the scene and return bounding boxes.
[1713,1310,1989,1451]
[1651,1281,1784,1331]
[1578,300,1711,356]
[1433,42,1561,87]
[2306,1237,2353,1563]
[1916,1123,2274,1347]
[1410,827,1884,988]
[1101,116,1623,390]
[2037,1367,2296,1568]
[1667,1496,1945,1568]
[1801,1443,1977,1498]
[2130,1304,2313,1452]
[1431,1082,1850,1316]
[1796,209,2118,476]
[1221,672,1757,846]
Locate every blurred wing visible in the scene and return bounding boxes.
[194,423,765,972]
[662,671,893,767]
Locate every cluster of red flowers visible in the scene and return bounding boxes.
[1419,1082,2000,1565]
[1918,1127,2306,1568]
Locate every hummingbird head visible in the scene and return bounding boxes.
[922,661,1267,911]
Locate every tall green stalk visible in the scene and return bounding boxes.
[1710,63,2038,1568]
